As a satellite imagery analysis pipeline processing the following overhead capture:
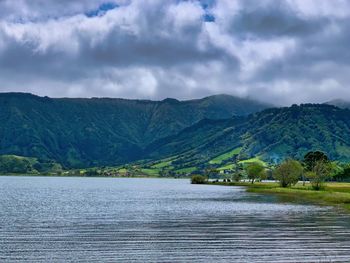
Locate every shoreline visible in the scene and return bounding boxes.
[204,181,350,212]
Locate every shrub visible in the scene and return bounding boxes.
[191,175,207,184]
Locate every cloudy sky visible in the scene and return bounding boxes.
[0,0,349,105]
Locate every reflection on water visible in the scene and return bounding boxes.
[0,177,349,262]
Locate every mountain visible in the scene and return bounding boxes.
[326,99,350,109]
[0,92,270,167]
[145,104,350,170]
[2,93,350,173]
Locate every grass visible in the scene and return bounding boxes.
[207,181,350,212]
[151,160,172,169]
[140,168,160,176]
[209,147,242,164]
[247,183,350,211]
[175,167,197,174]
[218,163,235,171]
[325,182,350,193]
[238,157,267,166]
[117,168,127,173]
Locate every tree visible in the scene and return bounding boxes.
[85,168,99,177]
[0,155,33,174]
[233,172,244,182]
[245,163,266,184]
[274,159,303,187]
[205,168,220,180]
[233,163,245,182]
[306,161,332,190]
[334,164,350,182]
[303,151,329,171]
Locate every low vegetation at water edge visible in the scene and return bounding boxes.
[191,175,208,184]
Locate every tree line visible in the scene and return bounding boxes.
[192,151,350,190]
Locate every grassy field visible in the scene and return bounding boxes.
[209,147,242,164]
[207,181,350,211]
[151,162,171,169]
[238,157,267,166]
[174,167,197,173]
[217,163,235,171]
[140,168,160,176]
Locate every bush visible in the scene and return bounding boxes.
[191,175,207,184]
[274,159,303,187]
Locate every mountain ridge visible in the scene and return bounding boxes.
[2,92,349,170]
[0,92,271,167]
[144,103,350,170]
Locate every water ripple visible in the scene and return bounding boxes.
[0,177,350,262]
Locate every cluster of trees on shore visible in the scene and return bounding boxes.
[192,151,350,190]
[0,155,63,175]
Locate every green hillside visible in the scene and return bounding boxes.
[144,104,350,173]
[209,147,242,164]
[0,93,269,168]
[242,104,350,162]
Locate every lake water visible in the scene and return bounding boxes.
[0,177,350,262]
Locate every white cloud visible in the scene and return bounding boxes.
[288,0,350,18]
[0,0,349,104]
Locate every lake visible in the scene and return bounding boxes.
[0,177,350,262]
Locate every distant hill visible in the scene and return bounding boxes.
[0,93,271,167]
[145,104,350,170]
[326,99,350,109]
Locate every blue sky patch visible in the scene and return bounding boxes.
[204,13,215,22]
[86,2,118,17]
